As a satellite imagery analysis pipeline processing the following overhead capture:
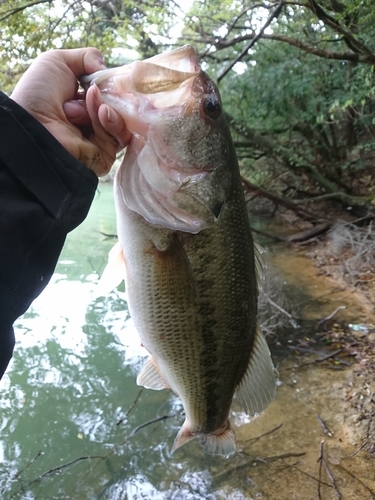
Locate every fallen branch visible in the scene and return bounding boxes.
[260,290,293,319]
[242,177,321,222]
[1,450,42,496]
[318,440,324,500]
[95,230,118,239]
[288,346,350,368]
[213,451,306,481]
[38,455,104,480]
[349,432,375,458]
[292,465,333,488]
[335,462,375,499]
[286,222,332,243]
[129,414,176,437]
[317,415,333,437]
[249,226,287,243]
[117,388,143,425]
[318,306,346,325]
[245,423,283,444]
[317,440,342,500]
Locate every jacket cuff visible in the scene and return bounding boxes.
[0,91,98,231]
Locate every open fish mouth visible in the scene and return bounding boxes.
[118,152,224,233]
[83,46,229,233]
[95,45,276,456]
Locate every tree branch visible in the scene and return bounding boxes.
[307,0,375,59]
[0,0,51,22]
[217,0,285,82]
[213,32,363,63]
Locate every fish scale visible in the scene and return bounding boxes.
[89,45,276,456]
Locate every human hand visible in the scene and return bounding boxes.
[11,48,131,176]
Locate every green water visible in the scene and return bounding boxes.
[0,184,258,500]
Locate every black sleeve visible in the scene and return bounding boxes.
[0,92,98,379]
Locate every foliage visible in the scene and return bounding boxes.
[180,0,375,211]
[0,0,178,92]
[1,0,374,214]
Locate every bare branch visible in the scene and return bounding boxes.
[0,0,51,22]
[218,0,284,82]
[307,0,375,59]
[213,31,363,63]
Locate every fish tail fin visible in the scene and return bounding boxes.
[199,421,236,457]
[171,420,195,453]
[235,324,276,416]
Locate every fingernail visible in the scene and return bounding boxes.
[106,105,118,124]
[96,56,106,70]
[92,84,103,103]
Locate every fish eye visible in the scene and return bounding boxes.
[203,97,221,120]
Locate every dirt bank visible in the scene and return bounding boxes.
[240,228,375,499]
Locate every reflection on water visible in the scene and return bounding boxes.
[1,184,265,499]
[1,184,372,499]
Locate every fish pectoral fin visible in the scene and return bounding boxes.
[151,233,197,297]
[95,242,126,297]
[171,420,195,453]
[199,422,236,457]
[235,324,276,416]
[136,356,170,390]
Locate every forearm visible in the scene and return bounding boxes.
[0,92,98,378]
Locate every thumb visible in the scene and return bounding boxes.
[58,47,106,79]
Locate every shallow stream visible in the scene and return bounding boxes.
[0,183,374,499]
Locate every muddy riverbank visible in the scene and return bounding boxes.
[235,235,375,500]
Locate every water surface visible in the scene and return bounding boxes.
[1,184,373,500]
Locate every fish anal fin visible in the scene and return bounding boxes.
[171,420,195,453]
[199,422,236,457]
[136,356,170,390]
[235,324,276,416]
[95,241,126,297]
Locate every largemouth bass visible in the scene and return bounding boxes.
[86,46,275,456]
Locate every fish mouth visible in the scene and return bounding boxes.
[120,153,224,234]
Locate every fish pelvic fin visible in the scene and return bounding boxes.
[171,420,195,453]
[199,422,236,457]
[95,241,126,297]
[137,356,170,390]
[235,324,276,416]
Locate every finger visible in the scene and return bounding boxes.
[77,140,106,176]
[58,47,107,79]
[98,104,132,151]
[63,100,91,126]
[85,84,117,174]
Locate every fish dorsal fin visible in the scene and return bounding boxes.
[235,324,276,416]
[95,241,126,297]
[137,356,170,390]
